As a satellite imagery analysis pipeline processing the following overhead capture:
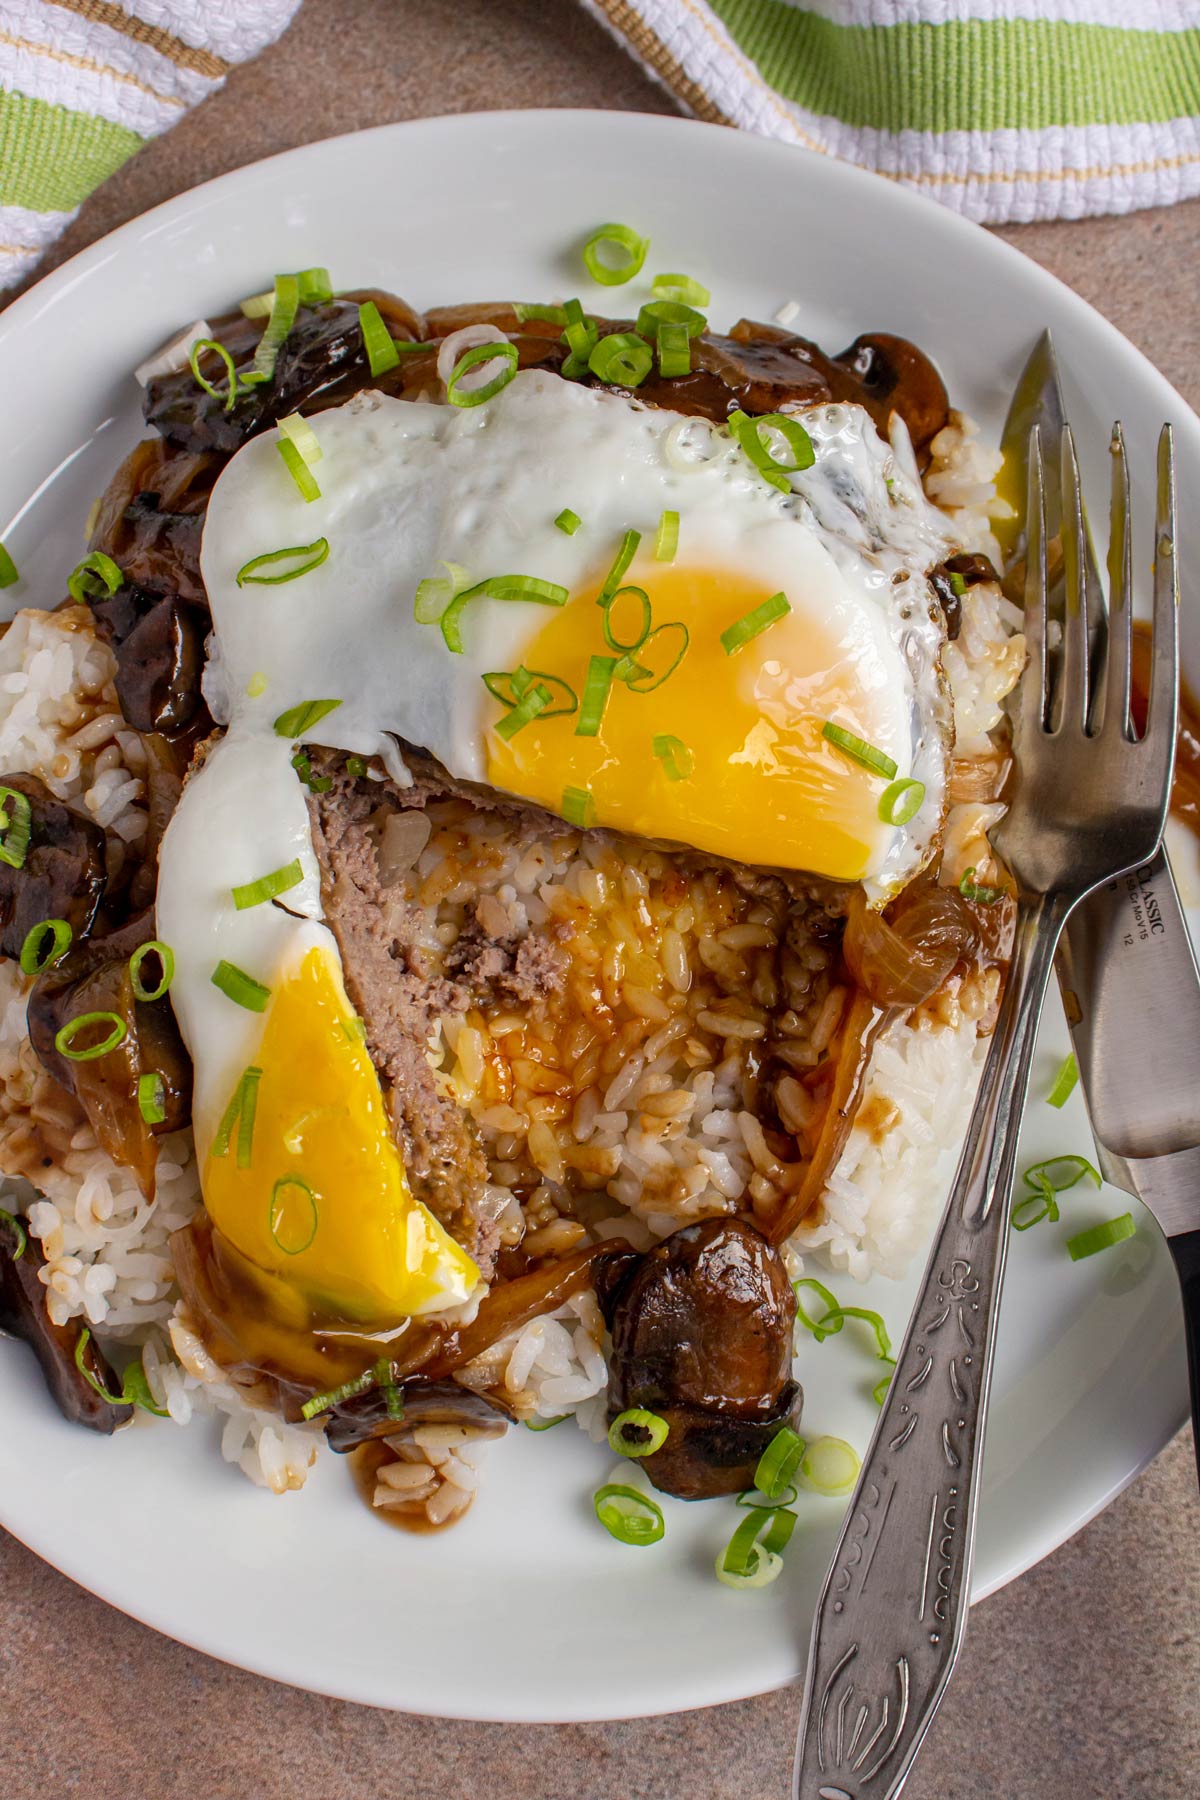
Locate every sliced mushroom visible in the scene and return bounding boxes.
[324,1379,510,1453]
[0,1212,131,1433]
[90,583,207,736]
[0,773,107,962]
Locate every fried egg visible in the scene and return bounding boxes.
[159,367,961,1330]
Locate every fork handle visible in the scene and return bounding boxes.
[793,891,1070,1800]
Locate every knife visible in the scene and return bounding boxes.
[1001,335,1200,1480]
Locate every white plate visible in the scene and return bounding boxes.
[0,111,1195,1724]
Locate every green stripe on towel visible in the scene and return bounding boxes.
[0,91,144,214]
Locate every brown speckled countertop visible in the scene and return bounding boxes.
[2,4,1199,1795]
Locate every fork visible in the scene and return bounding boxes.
[792,422,1179,1800]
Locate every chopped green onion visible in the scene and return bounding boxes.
[239,288,274,319]
[793,1277,895,1364]
[482,667,577,719]
[188,337,238,412]
[1024,1154,1101,1194]
[54,1011,127,1062]
[652,733,693,781]
[1047,1052,1079,1109]
[278,413,322,467]
[561,298,598,363]
[492,681,553,742]
[342,1015,366,1042]
[243,272,299,386]
[0,1206,27,1259]
[1012,1178,1058,1232]
[74,1329,167,1416]
[636,299,707,342]
[588,333,653,388]
[735,1484,798,1510]
[270,1173,317,1254]
[440,574,569,655]
[727,408,815,492]
[1067,1213,1136,1261]
[524,1412,569,1430]
[276,437,321,503]
[357,300,400,376]
[372,1356,405,1421]
[607,1407,670,1457]
[274,697,342,739]
[721,592,791,656]
[514,302,568,325]
[959,866,1004,905]
[873,1370,893,1407]
[345,756,367,778]
[601,585,652,655]
[582,223,648,287]
[235,538,329,586]
[0,786,31,871]
[651,272,711,307]
[821,721,898,780]
[554,508,581,535]
[19,918,71,977]
[592,1482,664,1545]
[129,939,174,1002]
[295,266,333,305]
[717,1506,795,1589]
[576,655,618,737]
[599,528,641,602]
[655,510,679,562]
[67,551,123,604]
[753,1426,805,1501]
[656,321,691,377]
[291,750,331,793]
[414,560,470,624]
[212,1065,264,1158]
[231,859,304,911]
[446,340,519,408]
[247,671,267,697]
[562,785,595,829]
[0,543,18,588]
[878,778,925,825]
[949,570,968,597]
[798,1435,860,1496]
[300,1370,375,1421]
[616,621,689,692]
[211,960,271,1013]
[137,1071,166,1125]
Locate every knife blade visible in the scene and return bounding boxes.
[1001,335,1200,1473]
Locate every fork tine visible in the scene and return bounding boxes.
[1145,423,1180,759]
[1104,423,1133,741]
[1022,426,1049,734]
[1054,425,1091,733]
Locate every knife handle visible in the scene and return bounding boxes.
[1167,1229,1200,1491]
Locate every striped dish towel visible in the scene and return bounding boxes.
[0,0,301,293]
[581,0,1200,223]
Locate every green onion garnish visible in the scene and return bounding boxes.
[727,408,814,492]
[562,785,595,829]
[67,551,123,604]
[1024,1153,1101,1193]
[636,299,707,342]
[189,337,238,412]
[797,1435,860,1496]
[655,510,679,562]
[243,272,299,386]
[439,574,568,655]
[582,222,648,287]
[247,673,267,697]
[292,750,331,794]
[1012,1177,1058,1232]
[1067,1213,1136,1261]
[949,570,968,597]
[821,721,897,780]
[716,1506,796,1589]
[211,960,271,1013]
[137,1071,166,1125]
[593,1481,664,1545]
[607,1407,670,1457]
[616,621,689,692]
[1047,1052,1079,1109]
[524,1412,569,1431]
[235,538,330,586]
[373,1355,405,1421]
[878,778,925,825]
[656,321,691,378]
[873,1371,893,1407]
[212,1064,263,1159]
[959,866,1004,905]
[555,508,582,535]
[794,1277,894,1361]
[18,918,71,977]
[357,300,401,376]
[274,697,342,739]
[588,333,653,388]
[0,543,18,588]
[599,528,641,602]
[576,655,618,737]
[300,1369,374,1421]
[721,592,791,656]
[276,432,321,503]
[483,667,577,719]
[651,272,711,307]
[413,560,469,624]
[231,859,304,911]
[74,1329,168,1417]
[129,939,174,1002]
[753,1426,805,1500]
[446,340,519,408]
[270,1173,318,1255]
[342,1015,366,1042]
[239,288,274,319]
[735,1484,798,1511]
[652,733,693,781]
[561,298,597,363]
[513,302,568,326]
[0,786,31,871]
[54,1011,127,1062]
[601,585,651,655]
[345,756,367,778]
[493,682,552,742]
[0,1206,27,1259]
[296,266,333,305]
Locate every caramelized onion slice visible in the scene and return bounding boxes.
[843,884,980,1011]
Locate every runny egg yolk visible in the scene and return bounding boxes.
[202,945,477,1325]
[486,562,902,881]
